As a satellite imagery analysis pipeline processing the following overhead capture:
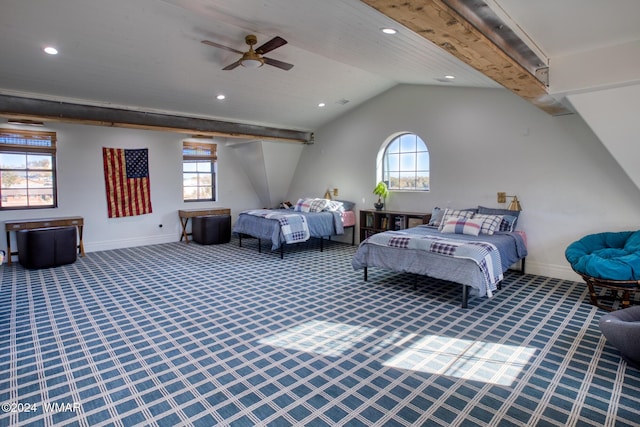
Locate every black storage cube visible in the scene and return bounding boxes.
[17,226,77,269]
[54,227,79,266]
[192,215,231,245]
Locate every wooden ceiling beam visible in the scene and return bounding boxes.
[0,95,312,143]
[361,0,570,115]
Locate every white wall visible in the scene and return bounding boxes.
[289,84,640,280]
[0,121,261,254]
[4,84,639,281]
[230,140,304,209]
[567,84,640,192]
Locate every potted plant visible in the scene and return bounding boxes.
[373,181,389,210]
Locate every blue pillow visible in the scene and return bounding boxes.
[499,215,518,232]
[624,230,640,251]
[427,207,444,227]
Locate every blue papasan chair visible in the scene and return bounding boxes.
[565,231,640,311]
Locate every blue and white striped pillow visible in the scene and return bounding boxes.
[440,217,482,236]
[438,208,476,231]
[294,198,330,212]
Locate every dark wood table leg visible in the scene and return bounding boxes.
[180,217,190,243]
[6,231,11,266]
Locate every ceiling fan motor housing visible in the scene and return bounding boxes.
[245,35,258,46]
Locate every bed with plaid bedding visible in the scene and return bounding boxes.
[364,230,503,297]
[233,208,346,258]
[352,225,527,307]
[244,209,310,244]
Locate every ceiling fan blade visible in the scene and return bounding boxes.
[222,60,242,70]
[255,36,287,55]
[201,40,243,54]
[263,57,294,71]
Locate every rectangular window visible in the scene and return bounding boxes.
[182,141,217,201]
[0,129,57,210]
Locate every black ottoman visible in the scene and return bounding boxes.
[192,215,231,245]
[599,306,640,369]
[17,226,77,269]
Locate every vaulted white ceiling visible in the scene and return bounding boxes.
[1,0,639,132]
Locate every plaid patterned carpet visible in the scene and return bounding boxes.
[1,238,638,426]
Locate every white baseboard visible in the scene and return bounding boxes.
[524,260,581,282]
[84,234,177,253]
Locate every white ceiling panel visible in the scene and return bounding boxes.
[1,0,637,131]
[0,0,499,131]
[491,0,640,57]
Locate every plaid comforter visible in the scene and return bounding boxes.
[365,231,503,297]
[245,210,310,244]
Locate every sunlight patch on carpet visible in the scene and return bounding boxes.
[259,320,378,357]
[384,335,537,386]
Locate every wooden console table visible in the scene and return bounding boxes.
[179,208,231,243]
[5,216,85,265]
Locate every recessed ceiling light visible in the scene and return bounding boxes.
[381,28,397,35]
[318,103,326,108]
[43,46,58,55]
[216,94,226,100]
[445,75,455,79]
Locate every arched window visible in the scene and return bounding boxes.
[377,133,430,191]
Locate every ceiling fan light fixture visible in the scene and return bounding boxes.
[240,48,264,68]
[240,58,264,68]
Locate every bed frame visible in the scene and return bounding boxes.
[353,227,528,308]
[238,225,356,259]
[234,209,355,259]
[361,256,525,308]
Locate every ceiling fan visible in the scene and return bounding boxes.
[201,35,294,71]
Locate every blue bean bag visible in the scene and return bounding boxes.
[565,231,640,281]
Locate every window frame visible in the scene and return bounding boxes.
[0,128,58,210]
[182,141,217,202]
[377,132,430,192]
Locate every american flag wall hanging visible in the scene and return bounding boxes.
[102,147,153,218]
